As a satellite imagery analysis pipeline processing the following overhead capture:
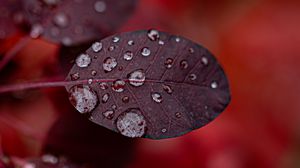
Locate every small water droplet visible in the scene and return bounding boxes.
[147,29,160,41]
[30,24,43,38]
[123,51,133,61]
[91,70,97,76]
[211,81,218,89]
[128,40,134,46]
[103,57,117,72]
[68,85,98,113]
[158,40,165,45]
[94,1,106,13]
[180,60,189,69]
[122,96,129,103]
[53,12,69,28]
[164,58,173,69]
[175,37,181,42]
[161,128,167,133]
[118,66,123,71]
[76,53,91,68]
[189,74,197,80]
[102,93,109,103]
[112,104,117,110]
[99,82,108,90]
[175,112,182,118]
[162,84,173,94]
[112,79,125,92]
[116,110,146,138]
[70,72,80,81]
[202,57,208,65]
[42,154,58,164]
[112,36,120,43]
[88,79,93,84]
[103,110,114,120]
[141,47,151,56]
[108,46,115,51]
[92,42,102,52]
[128,69,146,87]
[151,92,163,103]
[189,47,194,53]
[62,37,72,46]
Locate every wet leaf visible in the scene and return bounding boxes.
[65,30,231,139]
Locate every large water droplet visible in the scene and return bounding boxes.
[162,84,173,94]
[94,1,106,13]
[211,81,218,89]
[102,93,109,103]
[164,58,173,69]
[180,60,189,69]
[123,51,133,61]
[147,29,159,41]
[68,85,98,113]
[103,110,114,120]
[76,53,91,68]
[151,92,163,103]
[92,42,102,53]
[141,47,151,57]
[41,154,58,164]
[99,82,108,90]
[30,24,43,38]
[70,72,80,81]
[112,79,125,92]
[53,12,69,28]
[128,69,146,87]
[103,57,117,72]
[116,110,146,138]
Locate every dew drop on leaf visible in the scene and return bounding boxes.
[128,40,134,46]
[103,57,117,72]
[99,82,108,90]
[76,53,91,68]
[180,60,189,69]
[188,74,197,80]
[123,51,133,61]
[147,29,159,41]
[141,47,151,56]
[164,58,174,69]
[151,92,163,103]
[162,84,173,94]
[112,79,125,92]
[102,93,109,103]
[70,72,80,81]
[211,81,218,89]
[112,36,120,43]
[53,12,69,28]
[122,96,129,103]
[94,1,107,13]
[128,69,146,87]
[103,110,114,120]
[92,42,103,53]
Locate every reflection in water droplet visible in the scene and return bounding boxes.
[30,24,43,38]
[92,42,102,52]
[99,82,108,90]
[211,81,218,89]
[94,1,106,13]
[128,40,134,46]
[151,92,163,103]
[116,110,146,138]
[158,40,164,45]
[162,84,173,94]
[189,74,197,80]
[112,36,120,43]
[123,51,133,61]
[141,47,151,56]
[103,110,114,120]
[53,12,69,28]
[76,54,91,68]
[41,154,58,164]
[103,57,117,72]
[128,69,146,87]
[68,85,98,113]
[122,96,129,103]
[180,60,189,69]
[175,112,182,118]
[70,72,80,81]
[161,128,167,133]
[202,57,208,65]
[112,79,125,92]
[147,29,159,41]
[91,70,97,76]
[102,93,109,103]
[164,58,173,69]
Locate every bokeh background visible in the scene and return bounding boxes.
[1,0,300,168]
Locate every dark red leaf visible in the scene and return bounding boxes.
[65,30,231,139]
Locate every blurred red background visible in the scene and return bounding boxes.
[1,0,300,168]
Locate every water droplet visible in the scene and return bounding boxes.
[118,66,123,71]
[175,37,181,42]
[161,128,167,133]
[68,85,98,113]
[162,84,173,94]
[189,47,194,53]
[180,60,189,69]
[211,81,218,89]
[147,29,159,41]
[30,24,43,38]
[189,74,197,80]
[53,12,69,28]
[151,92,163,103]
[112,36,120,43]
[123,51,133,61]
[91,70,97,76]
[102,93,109,103]
[175,112,182,118]
[76,53,91,68]
[41,154,58,164]
[94,1,106,13]
[43,0,60,6]
[112,79,125,92]
[70,72,80,81]
[141,47,151,56]
[103,57,117,72]
[103,110,114,120]
[116,110,146,138]
[112,104,117,110]
[128,69,146,87]
[158,40,165,45]
[99,82,108,90]
[202,57,208,65]
[108,46,115,51]
[164,58,173,69]
[62,37,72,46]
[92,42,102,52]
[128,40,134,46]
[88,79,93,84]
[122,96,129,103]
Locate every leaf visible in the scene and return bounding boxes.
[65,30,231,139]
[22,0,137,46]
